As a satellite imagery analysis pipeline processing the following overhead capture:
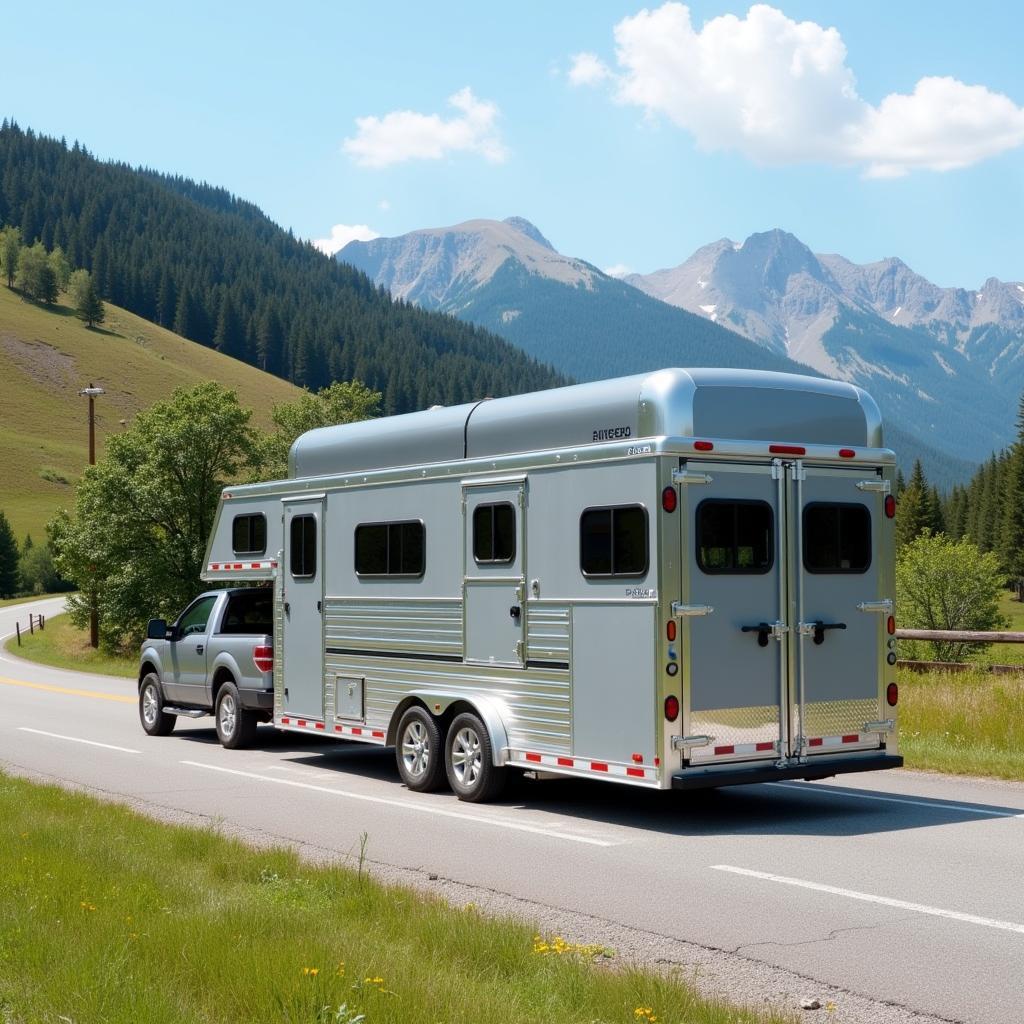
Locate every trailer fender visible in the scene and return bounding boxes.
[391,690,511,766]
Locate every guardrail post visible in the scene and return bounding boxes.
[28,614,34,635]
[39,613,45,631]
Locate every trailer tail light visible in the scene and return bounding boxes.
[253,645,274,674]
[887,615,896,636]
[769,444,805,455]
[885,495,896,518]
[694,440,714,452]
[839,448,856,458]
[886,682,898,707]
[661,486,677,513]
[664,695,680,721]
[666,619,676,642]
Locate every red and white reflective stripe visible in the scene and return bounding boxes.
[711,741,778,757]
[278,716,385,742]
[207,560,278,572]
[807,734,864,748]
[513,749,658,782]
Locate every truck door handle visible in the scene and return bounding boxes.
[509,605,522,620]
[196,644,204,655]
[800,620,846,645]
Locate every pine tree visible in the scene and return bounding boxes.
[0,511,19,598]
[0,225,21,287]
[896,459,932,549]
[69,269,104,327]
[998,392,1024,592]
[213,291,245,358]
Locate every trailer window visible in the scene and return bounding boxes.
[355,521,425,577]
[580,505,648,577]
[289,515,317,578]
[232,513,266,555]
[697,500,773,574]
[473,503,516,564]
[804,503,871,573]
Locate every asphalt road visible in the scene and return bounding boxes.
[1,597,1022,1024]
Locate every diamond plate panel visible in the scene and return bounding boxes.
[690,705,781,759]
[800,698,878,740]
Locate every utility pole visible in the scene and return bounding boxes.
[79,383,105,648]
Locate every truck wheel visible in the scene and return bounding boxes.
[139,673,176,737]
[445,712,507,803]
[395,706,446,792]
[215,681,258,749]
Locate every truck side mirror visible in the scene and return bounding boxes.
[147,618,169,640]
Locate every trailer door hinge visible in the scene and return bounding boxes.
[863,718,895,734]
[672,602,714,617]
[672,469,713,485]
[771,459,784,480]
[672,734,712,750]
[856,479,891,494]
[515,640,525,661]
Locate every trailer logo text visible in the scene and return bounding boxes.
[593,425,631,442]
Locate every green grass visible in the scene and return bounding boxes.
[0,593,58,609]
[3,612,136,678]
[899,666,1024,779]
[0,771,791,1024]
[0,285,300,539]
[967,590,1024,667]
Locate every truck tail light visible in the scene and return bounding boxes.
[253,645,274,673]
[886,682,898,707]
[664,695,680,721]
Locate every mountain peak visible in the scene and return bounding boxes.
[503,216,554,251]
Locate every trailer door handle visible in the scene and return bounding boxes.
[509,605,521,620]
[800,620,846,645]
[284,602,290,617]
[741,621,788,647]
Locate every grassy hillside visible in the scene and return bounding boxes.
[0,286,300,538]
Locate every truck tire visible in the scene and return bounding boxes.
[215,680,258,749]
[395,706,446,792]
[444,712,507,803]
[139,673,176,737]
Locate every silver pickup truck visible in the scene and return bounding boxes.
[138,588,274,748]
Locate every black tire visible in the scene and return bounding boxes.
[215,680,258,749]
[444,712,507,803]
[139,673,176,737]
[395,706,447,792]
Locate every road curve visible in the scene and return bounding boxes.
[1,597,1022,1024]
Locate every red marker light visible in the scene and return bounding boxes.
[666,620,676,642]
[839,448,856,458]
[661,485,677,513]
[885,495,896,519]
[886,682,899,707]
[769,444,806,455]
[694,440,714,452]
[664,695,680,721]
[887,615,896,636]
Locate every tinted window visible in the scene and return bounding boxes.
[804,503,871,573]
[580,505,648,577]
[289,515,317,578]
[355,521,425,577]
[697,500,773,574]
[231,514,267,555]
[177,595,217,636]
[219,590,273,635]
[473,503,516,564]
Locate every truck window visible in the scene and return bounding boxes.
[177,595,217,636]
[804,503,871,573]
[355,521,425,577]
[473,503,516,564]
[697,500,773,574]
[219,590,273,635]
[290,515,317,578]
[232,514,266,555]
[580,505,648,577]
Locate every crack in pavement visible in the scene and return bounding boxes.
[733,923,884,954]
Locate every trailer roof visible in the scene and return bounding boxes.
[288,368,882,479]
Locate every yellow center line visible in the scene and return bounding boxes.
[0,675,135,704]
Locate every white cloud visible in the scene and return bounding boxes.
[572,3,1024,177]
[603,263,633,277]
[568,52,612,87]
[313,223,380,256]
[343,87,508,168]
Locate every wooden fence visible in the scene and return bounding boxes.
[895,627,1024,674]
[13,612,45,646]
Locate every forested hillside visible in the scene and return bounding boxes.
[0,122,564,413]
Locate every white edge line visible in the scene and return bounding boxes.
[18,726,140,754]
[766,782,1024,819]
[712,864,1024,935]
[181,760,616,848]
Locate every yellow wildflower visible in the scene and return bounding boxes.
[336,961,346,976]
[301,967,320,977]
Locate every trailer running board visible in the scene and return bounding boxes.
[671,753,903,790]
[162,705,208,719]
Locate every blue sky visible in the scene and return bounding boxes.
[7,1,1023,286]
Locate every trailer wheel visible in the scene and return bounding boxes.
[445,712,507,803]
[139,673,176,737]
[215,681,258,749]
[395,706,446,792]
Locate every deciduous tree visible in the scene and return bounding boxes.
[0,225,20,287]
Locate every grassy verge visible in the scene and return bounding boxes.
[898,666,1024,780]
[0,772,790,1024]
[3,612,136,678]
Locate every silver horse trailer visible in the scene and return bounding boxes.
[202,368,902,801]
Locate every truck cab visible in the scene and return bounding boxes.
[138,587,274,747]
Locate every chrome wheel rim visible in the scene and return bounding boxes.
[219,693,237,737]
[451,727,482,788]
[142,684,158,726]
[401,720,430,778]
